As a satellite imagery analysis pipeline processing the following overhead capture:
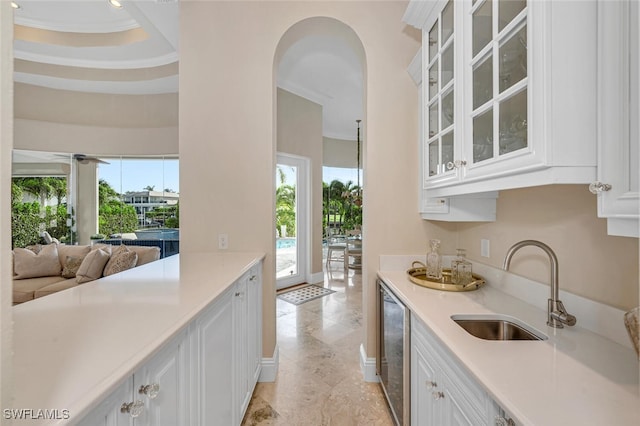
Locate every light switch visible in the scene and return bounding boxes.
[481,239,490,258]
[218,233,229,250]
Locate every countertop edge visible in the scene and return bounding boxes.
[12,252,266,426]
[377,269,640,426]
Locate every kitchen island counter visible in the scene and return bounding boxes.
[11,252,265,425]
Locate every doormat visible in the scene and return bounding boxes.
[277,284,336,305]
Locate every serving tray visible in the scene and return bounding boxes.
[407,261,486,292]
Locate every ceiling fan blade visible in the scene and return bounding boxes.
[73,154,110,164]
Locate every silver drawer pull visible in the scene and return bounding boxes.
[120,400,144,418]
[589,181,612,194]
[495,416,516,426]
[139,383,160,399]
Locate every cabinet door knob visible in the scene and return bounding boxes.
[120,400,144,418]
[589,182,612,194]
[432,391,445,400]
[446,160,467,170]
[139,383,160,399]
[425,380,438,389]
[495,416,516,426]
[249,275,257,281]
[235,291,245,297]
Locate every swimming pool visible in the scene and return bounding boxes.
[276,238,296,249]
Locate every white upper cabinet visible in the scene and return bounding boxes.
[405,0,597,199]
[593,0,639,238]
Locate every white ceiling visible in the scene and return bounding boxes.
[12,0,363,140]
[278,35,364,141]
[13,0,179,94]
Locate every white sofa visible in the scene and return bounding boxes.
[12,243,160,305]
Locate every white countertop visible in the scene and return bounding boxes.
[378,267,640,426]
[11,252,264,426]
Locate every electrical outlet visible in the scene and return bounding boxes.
[481,239,490,258]
[218,233,229,250]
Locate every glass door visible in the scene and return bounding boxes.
[469,0,528,166]
[425,0,456,180]
[276,154,308,290]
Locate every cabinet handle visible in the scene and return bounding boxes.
[138,383,160,399]
[447,160,467,170]
[120,400,144,418]
[495,416,516,426]
[589,182,612,194]
[235,291,244,297]
[425,380,437,389]
[249,275,257,281]
[432,391,445,400]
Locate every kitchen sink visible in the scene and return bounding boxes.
[451,314,548,341]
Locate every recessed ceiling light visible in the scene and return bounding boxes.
[108,0,123,9]
[11,2,21,9]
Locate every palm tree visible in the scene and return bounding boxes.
[276,169,296,237]
[144,185,156,191]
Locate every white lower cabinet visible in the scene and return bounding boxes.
[411,313,512,426]
[192,289,234,425]
[233,265,263,422]
[192,265,263,426]
[77,329,189,426]
[77,378,133,426]
[78,262,263,426]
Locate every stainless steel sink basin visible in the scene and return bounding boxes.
[451,314,548,341]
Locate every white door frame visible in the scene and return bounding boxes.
[276,153,310,289]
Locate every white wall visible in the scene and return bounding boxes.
[277,88,323,279]
[179,1,453,359]
[14,119,177,156]
[0,0,13,412]
[457,185,639,311]
[323,136,361,168]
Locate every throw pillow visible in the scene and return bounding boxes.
[61,256,84,279]
[58,245,91,269]
[127,246,161,266]
[103,245,138,277]
[25,244,43,254]
[89,243,113,256]
[13,244,61,279]
[76,248,111,284]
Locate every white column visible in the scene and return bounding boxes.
[76,162,99,245]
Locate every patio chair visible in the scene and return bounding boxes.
[344,229,362,271]
[326,234,346,269]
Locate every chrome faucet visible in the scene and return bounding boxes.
[503,240,577,328]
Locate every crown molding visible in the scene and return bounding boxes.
[14,17,139,34]
[403,0,436,29]
[13,49,178,70]
[14,72,178,95]
[407,48,422,86]
[278,80,328,107]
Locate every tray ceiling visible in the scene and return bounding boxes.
[12,0,363,140]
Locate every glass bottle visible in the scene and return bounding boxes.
[451,248,472,285]
[426,239,443,281]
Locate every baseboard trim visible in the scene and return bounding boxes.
[359,344,379,383]
[259,344,279,382]
[309,271,324,284]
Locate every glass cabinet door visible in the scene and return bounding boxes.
[470,0,527,166]
[425,0,455,178]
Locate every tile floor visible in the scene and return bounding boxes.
[242,266,394,425]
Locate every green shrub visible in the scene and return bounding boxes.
[99,200,138,237]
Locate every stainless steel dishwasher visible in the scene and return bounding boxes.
[377,279,410,426]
